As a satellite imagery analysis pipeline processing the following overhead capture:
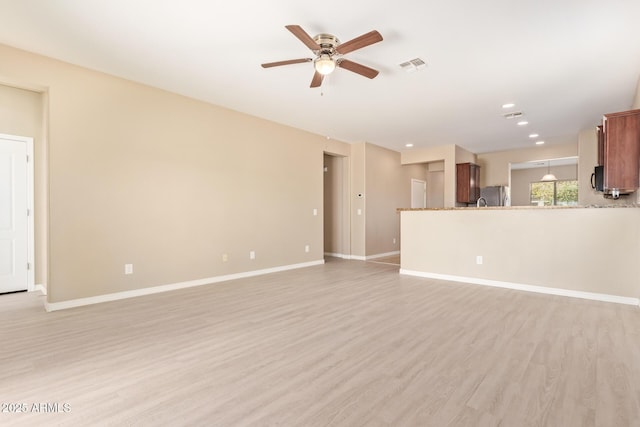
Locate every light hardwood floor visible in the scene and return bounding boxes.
[1,258,639,426]
[367,255,400,266]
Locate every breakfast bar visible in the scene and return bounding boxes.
[398,205,640,305]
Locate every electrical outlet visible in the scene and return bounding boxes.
[250,251,256,260]
[393,238,397,244]
[476,255,483,265]
[313,208,318,216]
[222,253,228,262]
[124,264,133,275]
[305,245,310,253]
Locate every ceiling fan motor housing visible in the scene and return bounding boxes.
[313,33,340,56]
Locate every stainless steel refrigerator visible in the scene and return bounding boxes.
[480,186,510,206]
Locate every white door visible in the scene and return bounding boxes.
[0,136,28,293]
[411,179,426,208]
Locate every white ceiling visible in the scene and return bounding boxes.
[1,0,639,154]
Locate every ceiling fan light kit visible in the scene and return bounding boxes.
[262,25,383,88]
[314,54,335,75]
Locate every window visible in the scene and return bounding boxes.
[530,180,578,206]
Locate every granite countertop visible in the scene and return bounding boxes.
[397,204,640,212]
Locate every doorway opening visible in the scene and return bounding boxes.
[323,153,350,260]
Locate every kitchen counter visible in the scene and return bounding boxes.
[398,204,640,212]
[399,206,640,304]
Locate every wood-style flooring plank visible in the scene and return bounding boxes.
[0,258,639,426]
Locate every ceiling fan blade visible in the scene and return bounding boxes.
[338,59,379,79]
[286,25,321,51]
[261,58,312,68]
[335,30,383,55]
[310,71,324,88]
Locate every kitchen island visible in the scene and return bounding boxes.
[398,205,640,305]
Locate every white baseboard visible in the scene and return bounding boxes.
[45,260,325,312]
[366,251,400,260]
[324,252,352,260]
[400,269,640,306]
[351,251,401,261]
[34,284,47,295]
[324,251,399,261]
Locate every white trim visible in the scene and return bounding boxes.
[44,260,325,312]
[366,251,400,260]
[339,252,401,262]
[26,137,34,292]
[399,269,640,306]
[0,133,35,292]
[34,284,47,295]
[324,252,352,259]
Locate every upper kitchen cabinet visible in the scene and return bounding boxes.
[456,162,480,204]
[600,109,640,196]
[596,125,604,166]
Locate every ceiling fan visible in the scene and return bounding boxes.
[261,25,383,88]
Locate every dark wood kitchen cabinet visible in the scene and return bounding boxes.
[600,109,640,195]
[456,162,480,204]
[596,125,604,166]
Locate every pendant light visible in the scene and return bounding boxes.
[541,160,557,182]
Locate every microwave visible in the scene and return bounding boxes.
[591,165,603,192]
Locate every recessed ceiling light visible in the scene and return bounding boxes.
[405,143,414,148]
[517,121,529,126]
[502,103,515,109]
[529,133,539,138]
[535,141,545,145]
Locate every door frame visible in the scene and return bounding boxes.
[1,133,34,291]
[323,152,351,259]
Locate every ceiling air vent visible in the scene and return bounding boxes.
[399,58,427,72]
[502,111,524,119]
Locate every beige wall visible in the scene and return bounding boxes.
[455,145,477,164]
[401,208,640,299]
[511,164,578,206]
[634,76,640,109]
[426,163,445,208]
[402,144,477,207]
[0,84,48,287]
[0,43,352,303]
[350,143,366,258]
[364,143,424,256]
[401,145,454,209]
[477,141,578,188]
